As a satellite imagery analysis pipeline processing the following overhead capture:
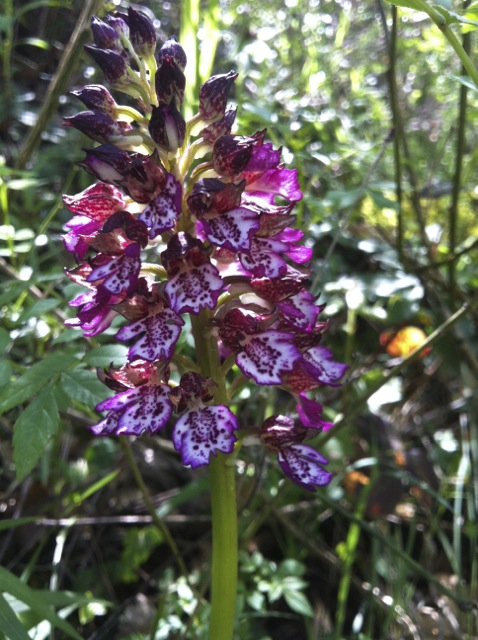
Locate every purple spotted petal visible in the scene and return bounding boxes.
[238,237,288,278]
[116,308,184,361]
[278,444,332,491]
[237,331,300,384]
[87,243,141,295]
[172,405,238,468]
[246,168,302,202]
[303,346,349,387]
[278,290,320,332]
[139,174,182,238]
[201,207,259,251]
[96,387,141,412]
[92,384,172,436]
[296,394,333,432]
[165,263,224,314]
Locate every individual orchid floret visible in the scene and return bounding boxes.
[149,103,185,152]
[201,107,237,144]
[91,362,172,437]
[66,286,121,337]
[63,182,126,220]
[218,309,301,385]
[78,146,167,204]
[90,16,122,51]
[87,243,142,296]
[260,415,332,490]
[70,85,118,117]
[84,45,128,85]
[127,7,157,58]
[116,294,184,362]
[170,373,238,468]
[199,71,238,122]
[283,345,349,393]
[63,110,133,144]
[157,37,187,72]
[161,232,224,314]
[138,173,182,238]
[277,290,323,333]
[213,131,265,178]
[63,215,104,261]
[154,55,186,107]
[105,14,130,41]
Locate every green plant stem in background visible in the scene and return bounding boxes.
[190,312,238,640]
[15,0,103,170]
[388,5,404,264]
[120,439,190,581]
[448,0,471,304]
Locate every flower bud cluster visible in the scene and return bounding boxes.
[63,8,347,490]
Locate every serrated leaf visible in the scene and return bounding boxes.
[13,385,59,481]
[84,344,128,368]
[0,353,76,415]
[0,592,31,640]
[61,368,109,408]
[283,588,314,617]
[0,568,83,640]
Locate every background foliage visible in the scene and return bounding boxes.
[1,0,477,638]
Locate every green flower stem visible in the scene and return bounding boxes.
[190,311,238,640]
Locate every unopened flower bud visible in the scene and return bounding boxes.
[155,56,185,107]
[260,415,306,451]
[187,178,244,217]
[149,103,185,153]
[127,7,157,57]
[213,134,257,177]
[157,37,187,72]
[84,45,128,84]
[105,13,129,41]
[64,110,131,144]
[90,16,121,50]
[199,71,237,121]
[201,107,237,144]
[78,144,131,183]
[70,85,118,117]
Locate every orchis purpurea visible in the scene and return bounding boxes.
[63,8,347,490]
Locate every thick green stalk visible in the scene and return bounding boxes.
[190,312,238,640]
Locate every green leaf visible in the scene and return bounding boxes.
[18,298,59,322]
[0,327,11,351]
[0,517,36,533]
[0,592,31,640]
[283,588,314,617]
[0,353,76,415]
[61,368,109,408]
[84,344,128,368]
[0,359,13,387]
[0,568,83,640]
[12,385,59,481]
